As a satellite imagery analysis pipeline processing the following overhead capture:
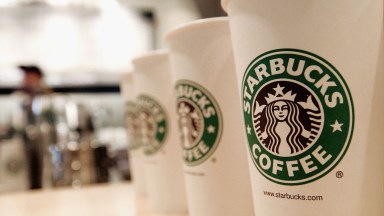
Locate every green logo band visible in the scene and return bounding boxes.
[175,80,223,166]
[137,95,168,155]
[242,49,354,185]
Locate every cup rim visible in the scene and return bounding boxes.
[221,0,228,12]
[164,17,229,43]
[132,49,169,66]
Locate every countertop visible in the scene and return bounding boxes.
[0,183,186,216]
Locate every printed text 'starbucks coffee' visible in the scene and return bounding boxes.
[242,49,354,185]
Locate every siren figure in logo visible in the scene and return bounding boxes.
[125,112,138,144]
[254,83,322,156]
[177,102,201,148]
[138,110,156,145]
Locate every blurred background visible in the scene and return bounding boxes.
[0,0,224,194]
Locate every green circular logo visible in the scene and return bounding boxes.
[242,49,354,185]
[175,80,223,166]
[137,95,168,155]
[125,101,141,150]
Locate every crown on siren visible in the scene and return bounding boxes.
[265,84,296,104]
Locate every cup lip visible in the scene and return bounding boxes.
[221,0,228,12]
[132,49,169,66]
[164,17,229,43]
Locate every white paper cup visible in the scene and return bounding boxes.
[223,0,383,215]
[120,73,147,198]
[165,17,254,216]
[132,50,188,215]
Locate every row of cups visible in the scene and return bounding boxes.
[121,0,383,215]
[121,18,252,216]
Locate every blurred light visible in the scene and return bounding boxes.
[0,0,99,8]
[0,0,152,82]
[65,102,79,130]
[93,0,152,72]
[0,67,23,86]
[39,13,83,72]
[46,0,71,7]
[0,0,17,7]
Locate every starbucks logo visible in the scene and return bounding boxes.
[137,95,167,155]
[254,80,324,157]
[125,101,141,150]
[242,49,354,185]
[175,80,222,166]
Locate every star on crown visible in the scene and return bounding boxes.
[265,84,297,104]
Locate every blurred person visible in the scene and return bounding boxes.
[19,65,50,96]
[17,65,52,190]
